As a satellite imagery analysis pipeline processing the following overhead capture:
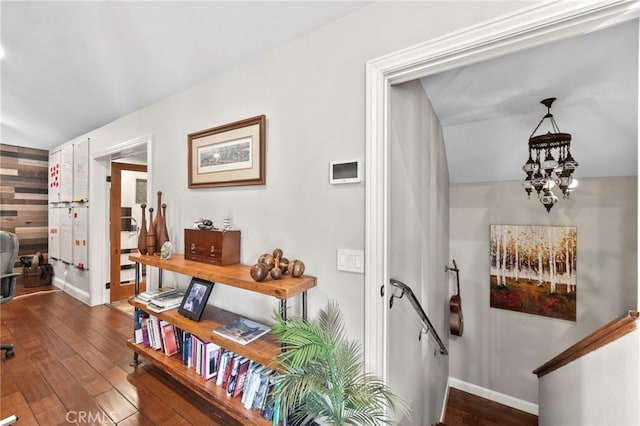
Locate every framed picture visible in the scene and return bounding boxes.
[188,115,266,188]
[490,224,577,321]
[178,278,215,322]
[135,178,147,204]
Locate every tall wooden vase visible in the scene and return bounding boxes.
[153,191,162,252]
[137,204,147,255]
[157,203,170,251]
[147,207,157,256]
[154,191,169,252]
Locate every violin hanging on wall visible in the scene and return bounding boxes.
[446,260,463,336]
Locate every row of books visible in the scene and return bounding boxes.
[133,310,279,421]
[181,330,280,422]
[134,311,179,356]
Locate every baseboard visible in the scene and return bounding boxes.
[53,276,65,290]
[439,379,451,423]
[448,377,538,416]
[63,281,91,305]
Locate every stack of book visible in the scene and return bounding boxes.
[135,287,180,303]
[135,288,185,313]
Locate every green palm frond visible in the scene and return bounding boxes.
[271,301,409,426]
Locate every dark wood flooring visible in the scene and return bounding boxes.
[443,387,538,425]
[2,291,538,426]
[13,277,58,298]
[1,290,241,425]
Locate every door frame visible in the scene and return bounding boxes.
[364,0,639,383]
[109,162,147,302]
[93,134,152,305]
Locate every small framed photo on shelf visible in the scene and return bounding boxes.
[188,115,266,188]
[178,278,215,322]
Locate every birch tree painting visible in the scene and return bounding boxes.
[490,224,577,321]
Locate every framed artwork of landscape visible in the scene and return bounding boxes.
[188,115,266,188]
[490,224,577,321]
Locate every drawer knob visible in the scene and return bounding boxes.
[210,245,216,256]
[190,243,196,251]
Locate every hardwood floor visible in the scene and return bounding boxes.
[442,387,538,426]
[1,291,241,425]
[3,291,539,426]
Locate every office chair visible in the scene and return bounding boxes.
[1,230,19,359]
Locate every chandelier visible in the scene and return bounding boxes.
[522,98,578,213]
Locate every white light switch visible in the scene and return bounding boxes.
[337,249,364,273]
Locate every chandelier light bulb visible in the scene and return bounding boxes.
[569,178,578,189]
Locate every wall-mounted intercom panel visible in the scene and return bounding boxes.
[329,160,361,184]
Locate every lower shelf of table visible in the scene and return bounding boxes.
[127,340,272,425]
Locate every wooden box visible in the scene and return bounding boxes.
[184,229,240,266]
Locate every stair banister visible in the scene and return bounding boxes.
[387,278,448,355]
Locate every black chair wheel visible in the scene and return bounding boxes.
[5,350,14,359]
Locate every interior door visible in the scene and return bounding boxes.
[110,162,147,302]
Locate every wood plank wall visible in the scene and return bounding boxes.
[0,143,49,266]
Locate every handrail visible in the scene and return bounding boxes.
[533,310,638,378]
[387,278,448,355]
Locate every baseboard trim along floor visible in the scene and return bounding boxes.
[448,377,539,416]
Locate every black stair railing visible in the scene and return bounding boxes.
[385,278,448,355]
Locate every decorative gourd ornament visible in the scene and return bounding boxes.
[258,253,275,271]
[279,258,289,273]
[250,248,306,281]
[270,267,283,280]
[288,259,305,277]
[250,263,269,282]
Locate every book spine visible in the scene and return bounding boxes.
[221,354,237,390]
[252,370,272,410]
[242,365,264,408]
[215,351,228,387]
[226,357,242,397]
[233,359,251,398]
[141,320,150,348]
[159,320,169,354]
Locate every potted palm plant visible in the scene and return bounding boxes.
[271,300,408,426]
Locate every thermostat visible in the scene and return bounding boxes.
[329,160,361,184]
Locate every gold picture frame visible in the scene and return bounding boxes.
[188,115,266,188]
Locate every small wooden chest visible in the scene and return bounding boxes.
[184,229,241,266]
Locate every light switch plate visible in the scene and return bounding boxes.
[337,249,364,274]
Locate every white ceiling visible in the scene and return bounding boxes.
[421,20,638,183]
[1,3,637,184]
[0,1,366,151]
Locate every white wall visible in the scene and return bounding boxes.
[44,1,640,417]
[62,1,529,333]
[388,80,450,424]
[538,326,640,425]
[449,177,638,405]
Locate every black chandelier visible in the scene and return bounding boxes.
[522,98,578,213]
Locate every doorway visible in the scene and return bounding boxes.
[364,1,637,422]
[110,162,147,303]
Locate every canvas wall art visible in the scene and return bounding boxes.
[490,224,577,321]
